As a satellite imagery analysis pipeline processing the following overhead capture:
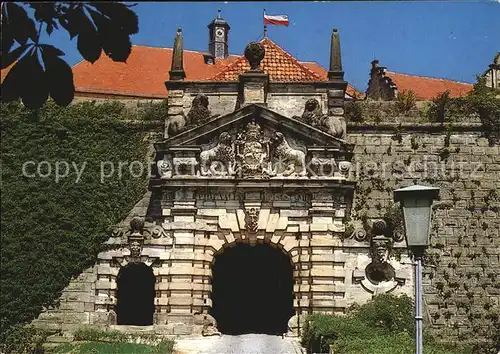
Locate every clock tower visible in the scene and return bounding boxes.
[208,9,230,59]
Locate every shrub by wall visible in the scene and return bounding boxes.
[0,100,160,338]
[301,294,471,354]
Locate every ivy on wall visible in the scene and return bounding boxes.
[0,99,163,335]
[347,122,499,351]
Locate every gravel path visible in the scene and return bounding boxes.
[199,334,304,354]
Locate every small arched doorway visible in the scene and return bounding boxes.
[210,243,294,335]
[116,262,155,325]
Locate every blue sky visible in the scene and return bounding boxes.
[43,1,500,91]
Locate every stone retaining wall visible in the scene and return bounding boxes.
[347,122,499,344]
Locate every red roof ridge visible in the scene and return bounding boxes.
[130,44,242,59]
[298,60,323,66]
[132,44,241,57]
[386,71,473,86]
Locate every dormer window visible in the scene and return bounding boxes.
[203,53,215,65]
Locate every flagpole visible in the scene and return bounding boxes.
[263,9,266,37]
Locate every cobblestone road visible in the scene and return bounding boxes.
[199,334,304,354]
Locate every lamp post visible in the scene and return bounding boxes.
[394,185,440,354]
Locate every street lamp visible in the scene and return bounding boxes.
[394,184,440,354]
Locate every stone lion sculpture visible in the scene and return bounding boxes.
[186,94,220,127]
[199,132,235,176]
[293,98,346,139]
[164,94,220,139]
[271,132,307,177]
[294,98,323,126]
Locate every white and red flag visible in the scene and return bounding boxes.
[263,11,289,26]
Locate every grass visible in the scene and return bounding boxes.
[331,333,471,354]
[45,328,175,354]
[50,340,174,354]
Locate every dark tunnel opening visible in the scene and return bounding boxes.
[116,262,155,326]
[210,243,294,335]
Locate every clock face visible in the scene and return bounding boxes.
[215,28,224,39]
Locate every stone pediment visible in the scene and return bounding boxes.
[157,104,352,150]
[154,104,354,182]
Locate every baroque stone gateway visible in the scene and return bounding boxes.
[32,29,414,338]
[30,15,499,345]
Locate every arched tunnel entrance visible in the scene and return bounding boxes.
[210,243,294,335]
[116,262,155,325]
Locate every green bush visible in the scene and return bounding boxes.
[349,293,415,334]
[344,100,365,123]
[0,324,48,354]
[0,100,150,337]
[425,77,500,136]
[467,77,500,145]
[302,294,471,354]
[427,90,451,123]
[395,89,417,114]
[301,313,383,353]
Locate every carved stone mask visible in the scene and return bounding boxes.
[371,236,391,264]
[129,241,142,258]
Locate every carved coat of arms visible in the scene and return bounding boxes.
[235,121,270,177]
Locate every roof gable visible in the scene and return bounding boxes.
[158,104,352,150]
[210,37,323,82]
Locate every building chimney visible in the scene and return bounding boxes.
[328,29,344,81]
[169,28,186,81]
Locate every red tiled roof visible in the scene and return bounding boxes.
[211,37,323,82]
[0,41,369,101]
[72,45,239,98]
[70,39,364,98]
[386,71,473,100]
[1,40,363,99]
